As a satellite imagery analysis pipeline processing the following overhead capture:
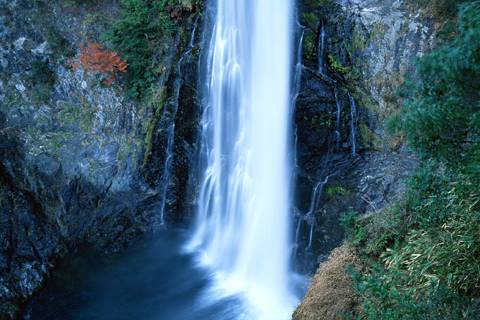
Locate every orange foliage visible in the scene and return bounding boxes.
[74,42,127,85]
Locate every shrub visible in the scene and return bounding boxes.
[104,0,175,99]
[346,3,480,318]
[342,206,406,257]
[325,185,348,198]
[353,266,480,320]
[74,42,127,85]
[382,169,480,294]
[347,164,480,318]
[390,1,480,169]
[407,0,474,18]
[328,53,351,75]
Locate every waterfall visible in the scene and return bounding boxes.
[305,175,329,251]
[157,20,199,225]
[293,28,304,107]
[334,87,342,145]
[188,0,297,318]
[348,93,357,156]
[318,21,325,74]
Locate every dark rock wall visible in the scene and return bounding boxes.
[294,1,439,314]
[141,14,202,224]
[0,0,202,318]
[294,0,359,272]
[293,0,435,273]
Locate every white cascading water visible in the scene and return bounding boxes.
[188,0,297,318]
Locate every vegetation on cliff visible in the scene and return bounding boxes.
[104,0,198,99]
[344,2,480,318]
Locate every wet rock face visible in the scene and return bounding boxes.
[341,0,437,127]
[0,0,142,192]
[293,0,359,272]
[141,16,202,225]
[0,0,201,317]
[293,0,434,273]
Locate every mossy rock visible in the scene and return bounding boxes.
[358,123,383,151]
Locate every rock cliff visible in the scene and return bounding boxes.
[0,0,200,317]
[294,0,438,317]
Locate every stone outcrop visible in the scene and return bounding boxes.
[0,0,201,318]
[294,0,437,316]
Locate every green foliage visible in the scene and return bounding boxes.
[302,12,320,30]
[390,2,480,169]
[341,211,367,248]
[328,53,350,74]
[347,163,480,318]
[325,185,348,198]
[57,101,96,132]
[383,167,480,294]
[327,38,362,81]
[407,0,474,18]
[302,31,317,61]
[61,0,97,8]
[345,3,480,318]
[352,266,480,320]
[143,87,166,164]
[104,0,176,99]
[358,123,382,150]
[341,204,405,257]
[303,0,334,8]
[45,27,74,57]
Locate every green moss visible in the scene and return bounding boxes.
[325,185,348,198]
[116,133,142,171]
[80,106,96,132]
[302,12,320,30]
[370,22,388,40]
[29,60,56,105]
[304,113,334,133]
[324,25,365,80]
[350,25,369,53]
[143,87,167,165]
[325,23,368,84]
[3,91,24,110]
[56,101,96,132]
[60,0,78,8]
[303,31,317,61]
[405,0,473,18]
[328,53,351,74]
[359,123,383,151]
[23,125,75,156]
[49,131,75,150]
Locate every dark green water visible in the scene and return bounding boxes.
[24,230,250,320]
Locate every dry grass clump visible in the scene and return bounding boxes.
[293,244,362,320]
